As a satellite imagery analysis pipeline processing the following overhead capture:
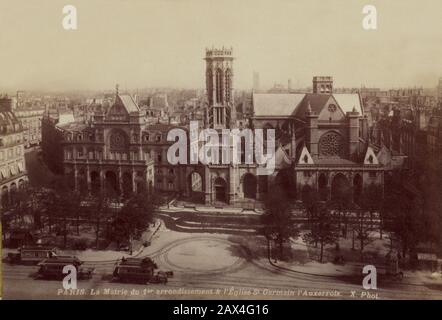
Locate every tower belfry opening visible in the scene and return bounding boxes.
[205,47,235,129]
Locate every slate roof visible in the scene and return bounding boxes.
[252,92,363,119]
[252,93,305,117]
[295,93,363,119]
[333,94,363,115]
[117,94,140,113]
[295,94,332,118]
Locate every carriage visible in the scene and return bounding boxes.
[7,246,58,265]
[36,256,94,280]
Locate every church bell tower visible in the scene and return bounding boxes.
[205,46,234,129]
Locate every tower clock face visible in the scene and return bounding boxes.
[328,104,337,113]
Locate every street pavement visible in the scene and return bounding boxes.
[3,225,442,300]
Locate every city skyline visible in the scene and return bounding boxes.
[1,0,442,92]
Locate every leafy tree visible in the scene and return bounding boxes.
[7,187,30,226]
[303,204,339,263]
[384,191,425,259]
[48,176,83,248]
[1,206,12,242]
[419,157,442,251]
[301,187,320,226]
[112,191,161,250]
[91,189,117,249]
[262,186,299,260]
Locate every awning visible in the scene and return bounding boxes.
[10,165,17,176]
[1,167,9,179]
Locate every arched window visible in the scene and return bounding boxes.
[215,68,223,103]
[225,69,232,102]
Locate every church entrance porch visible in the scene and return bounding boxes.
[331,173,351,202]
[242,173,257,199]
[105,171,118,195]
[214,177,228,203]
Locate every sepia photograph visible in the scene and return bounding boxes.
[1,0,442,303]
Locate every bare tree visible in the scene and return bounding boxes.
[303,204,339,263]
[352,209,375,261]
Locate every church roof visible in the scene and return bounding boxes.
[252,92,363,119]
[333,94,363,115]
[294,93,363,119]
[117,94,140,113]
[252,93,305,117]
[295,94,332,118]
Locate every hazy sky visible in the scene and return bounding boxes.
[1,0,442,92]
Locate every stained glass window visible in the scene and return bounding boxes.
[319,132,343,156]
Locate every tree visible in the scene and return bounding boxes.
[1,206,12,242]
[384,191,425,259]
[112,191,161,250]
[261,186,299,260]
[419,157,442,251]
[359,184,383,231]
[303,204,339,263]
[49,176,82,248]
[353,209,375,261]
[328,182,353,239]
[7,187,30,226]
[347,184,384,261]
[91,189,116,249]
[301,188,320,226]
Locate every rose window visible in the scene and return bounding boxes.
[109,132,128,151]
[319,132,343,156]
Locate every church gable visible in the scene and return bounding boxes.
[106,94,140,121]
[107,96,129,118]
[376,145,392,166]
[298,146,314,165]
[317,96,345,121]
[363,146,379,165]
[274,145,292,169]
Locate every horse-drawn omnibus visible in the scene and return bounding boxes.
[112,257,170,284]
[36,256,94,280]
[7,246,58,265]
